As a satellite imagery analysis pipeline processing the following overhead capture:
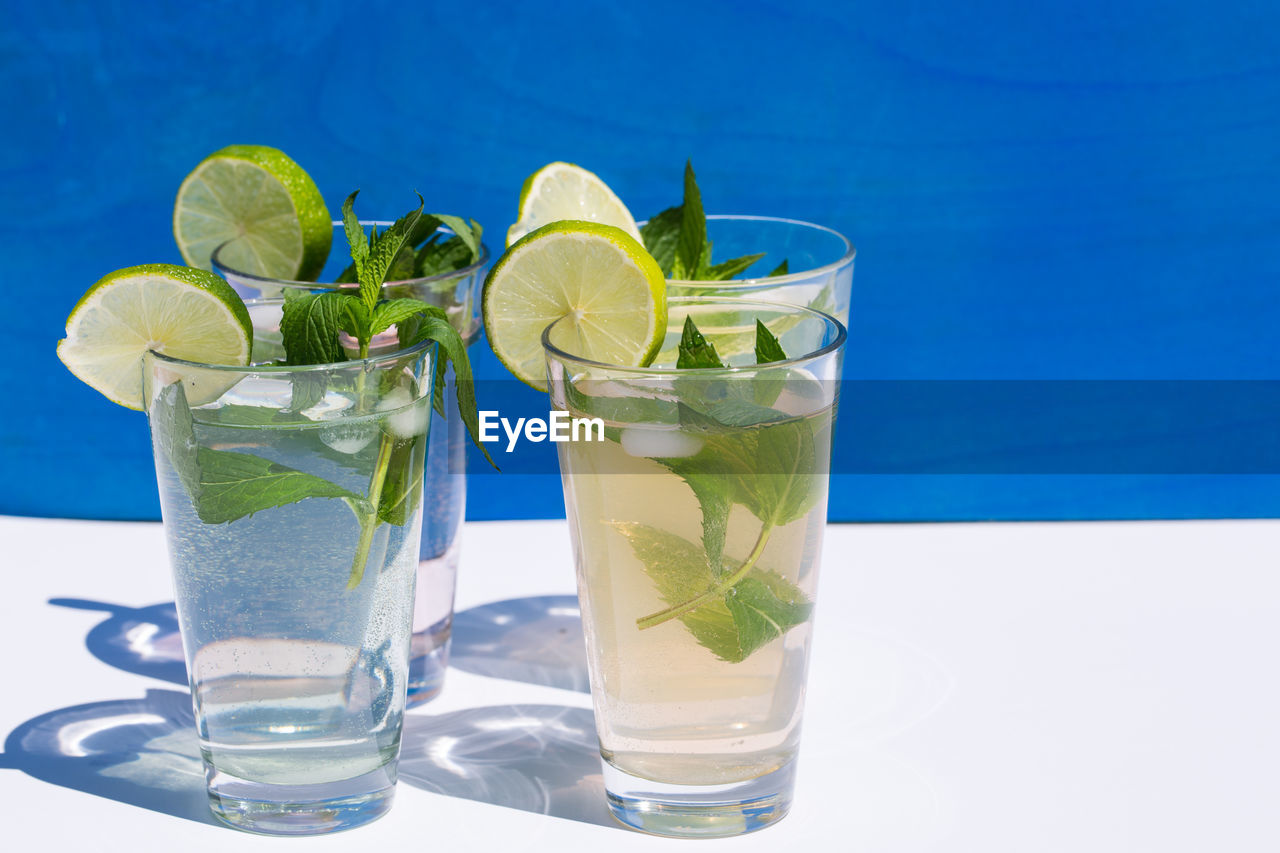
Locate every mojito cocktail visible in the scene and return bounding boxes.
[213,220,490,705]
[144,301,435,833]
[58,156,491,833]
[544,297,845,837]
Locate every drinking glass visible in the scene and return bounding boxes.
[544,296,845,837]
[213,222,488,705]
[144,299,435,834]
[661,215,855,326]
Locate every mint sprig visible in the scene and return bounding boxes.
[612,522,811,663]
[318,193,498,584]
[640,160,788,281]
[154,192,496,589]
[621,317,823,657]
[334,208,483,288]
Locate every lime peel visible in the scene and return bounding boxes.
[173,144,331,280]
[506,162,642,248]
[57,263,253,410]
[483,221,667,391]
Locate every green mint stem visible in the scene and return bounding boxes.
[636,521,775,630]
[347,430,395,589]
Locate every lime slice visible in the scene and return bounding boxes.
[57,264,253,410]
[506,162,642,248]
[173,144,331,280]
[483,221,666,390]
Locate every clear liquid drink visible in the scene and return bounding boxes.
[213,226,488,706]
[145,303,434,834]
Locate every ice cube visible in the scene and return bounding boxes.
[772,366,833,416]
[319,422,378,454]
[620,427,703,459]
[377,387,428,439]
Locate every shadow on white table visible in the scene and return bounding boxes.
[0,593,623,832]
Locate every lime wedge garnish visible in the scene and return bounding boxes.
[173,144,331,280]
[506,162,642,248]
[56,264,253,410]
[483,221,667,390]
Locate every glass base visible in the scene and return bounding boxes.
[407,545,460,707]
[406,625,451,707]
[601,757,796,838]
[206,765,396,836]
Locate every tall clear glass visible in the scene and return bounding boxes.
[660,215,855,326]
[144,299,435,834]
[544,297,845,837]
[213,223,488,705]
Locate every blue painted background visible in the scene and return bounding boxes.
[4,0,1279,521]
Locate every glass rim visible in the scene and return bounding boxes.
[634,214,856,289]
[541,295,847,376]
[145,297,435,374]
[210,219,491,289]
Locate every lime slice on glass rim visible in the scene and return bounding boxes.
[506,162,643,248]
[483,221,667,391]
[173,144,331,280]
[56,264,253,410]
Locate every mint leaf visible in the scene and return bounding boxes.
[611,522,810,662]
[432,353,447,418]
[360,196,425,311]
[151,382,201,500]
[768,259,789,277]
[387,244,417,282]
[289,372,326,412]
[807,283,836,315]
[341,191,369,284]
[754,319,787,364]
[651,412,824,604]
[430,214,481,265]
[193,448,363,524]
[611,521,736,657]
[645,161,786,281]
[408,213,445,247]
[676,316,727,369]
[150,383,363,526]
[751,320,787,405]
[675,160,706,280]
[280,292,350,365]
[371,298,446,336]
[720,418,823,529]
[337,296,371,343]
[723,576,812,658]
[706,253,765,281]
[665,466,732,579]
[640,205,682,275]
[400,310,498,470]
[706,398,788,427]
[415,234,475,278]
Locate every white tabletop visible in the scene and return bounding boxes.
[0,515,1276,851]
